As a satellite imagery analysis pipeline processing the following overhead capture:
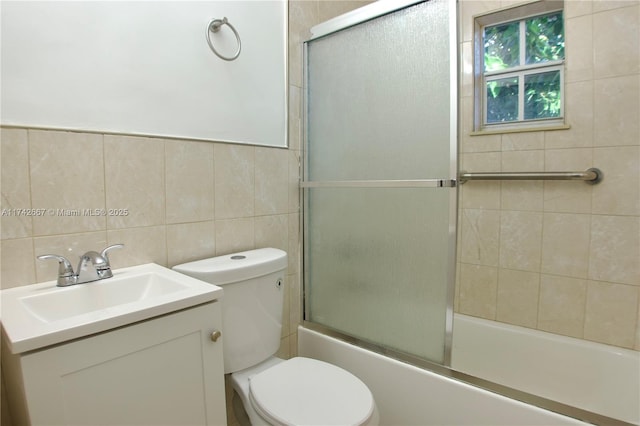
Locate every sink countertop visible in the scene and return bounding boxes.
[1,263,223,354]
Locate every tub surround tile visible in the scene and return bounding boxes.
[541,213,590,279]
[460,152,502,209]
[594,75,640,147]
[166,221,216,267]
[460,209,500,267]
[104,135,165,229]
[501,132,544,152]
[584,280,639,348]
[499,211,543,272]
[593,5,640,79]
[544,81,594,149]
[165,140,215,224]
[543,148,593,214]
[29,130,106,236]
[592,146,640,216]
[538,275,587,339]
[496,269,540,328]
[458,264,498,320]
[1,128,32,239]
[565,14,593,83]
[589,215,640,286]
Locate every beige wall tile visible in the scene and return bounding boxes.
[565,14,593,83]
[565,0,593,19]
[538,274,587,339]
[255,214,289,253]
[214,218,255,255]
[499,211,543,272]
[589,215,640,286]
[593,4,640,79]
[255,147,289,216]
[541,213,591,278]
[460,152,502,209]
[29,130,106,236]
[496,269,540,328]
[106,226,167,268]
[104,135,165,229]
[317,0,371,24]
[461,41,474,99]
[289,150,301,214]
[214,144,255,219]
[288,1,319,87]
[592,146,640,216]
[288,86,302,151]
[165,140,214,224]
[501,150,544,211]
[543,148,593,214]
[501,132,544,152]
[288,212,300,275]
[33,231,108,283]
[1,238,35,289]
[594,75,640,147]
[460,209,500,266]
[459,0,501,43]
[635,296,640,351]
[584,280,639,348]
[166,221,216,267]
[1,128,32,239]
[545,81,594,149]
[458,263,498,319]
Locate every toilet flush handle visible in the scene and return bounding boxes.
[210,330,222,342]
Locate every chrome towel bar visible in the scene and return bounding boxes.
[459,168,602,185]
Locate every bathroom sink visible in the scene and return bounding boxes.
[1,263,223,354]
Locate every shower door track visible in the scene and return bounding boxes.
[300,179,457,188]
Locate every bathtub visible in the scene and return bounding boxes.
[451,314,639,425]
[299,315,639,425]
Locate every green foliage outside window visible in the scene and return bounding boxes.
[483,11,564,124]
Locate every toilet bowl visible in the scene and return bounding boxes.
[173,248,378,426]
[231,357,378,426]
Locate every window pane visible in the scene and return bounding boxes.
[524,71,561,120]
[525,12,564,64]
[486,77,519,123]
[484,22,519,72]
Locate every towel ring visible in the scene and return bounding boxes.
[206,17,241,61]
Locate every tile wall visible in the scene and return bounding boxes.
[457,0,640,351]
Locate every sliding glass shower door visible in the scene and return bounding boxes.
[302,0,457,365]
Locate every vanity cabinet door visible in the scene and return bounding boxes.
[19,302,226,426]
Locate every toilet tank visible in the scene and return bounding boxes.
[173,248,287,374]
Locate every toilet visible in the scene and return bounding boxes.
[173,248,378,426]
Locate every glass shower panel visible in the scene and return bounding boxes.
[306,187,451,363]
[306,0,452,181]
[304,0,455,365]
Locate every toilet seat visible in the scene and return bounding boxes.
[249,357,375,426]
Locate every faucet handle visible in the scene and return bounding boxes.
[37,254,77,286]
[37,254,74,277]
[100,244,124,266]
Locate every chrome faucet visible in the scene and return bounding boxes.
[37,244,124,287]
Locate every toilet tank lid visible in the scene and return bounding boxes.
[172,248,287,285]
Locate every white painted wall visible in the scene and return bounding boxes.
[1,1,287,147]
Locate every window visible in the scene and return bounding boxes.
[474,1,565,132]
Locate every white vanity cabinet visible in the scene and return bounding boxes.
[2,301,226,426]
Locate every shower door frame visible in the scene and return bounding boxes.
[300,0,459,369]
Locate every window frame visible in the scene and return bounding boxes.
[473,0,566,134]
